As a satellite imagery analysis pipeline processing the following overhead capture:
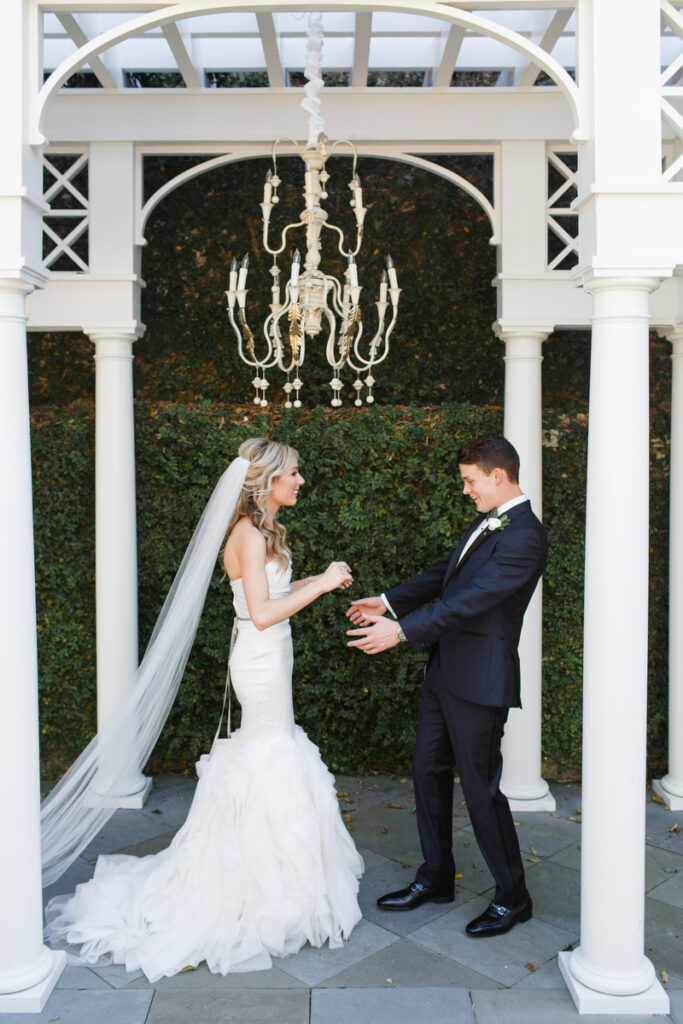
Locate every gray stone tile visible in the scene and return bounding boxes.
[649,869,683,910]
[471,987,671,1023]
[645,895,683,979]
[55,966,113,990]
[646,844,683,894]
[0,989,153,1024]
[550,840,581,872]
[275,919,397,986]
[522,859,581,933]
[318,936,502,989]
[511,955,568,989]
[346,802,422,860]
[116,830,176,857]
[452,831,498,895]
[80,808,175,860]
[311,986,476,1024]
[507,814,583,859]
[43,856,96,908]
[90,963,145,988]
[671,988,683,1024]
[410,896,577,987]
[355,846,393,872]
[146,988,309,1024]
[139,774,197,829]
[358,858,474,937]
[126,963,306,989]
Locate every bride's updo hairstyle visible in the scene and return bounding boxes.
[226,437,298,569]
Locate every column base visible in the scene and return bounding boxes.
[0,950,65,1014]
[502,780,556,812]
[86,774,152,809]
[558,952,669,1015]
[652,777,683,810]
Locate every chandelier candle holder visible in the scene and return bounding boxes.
[225,13,400,408]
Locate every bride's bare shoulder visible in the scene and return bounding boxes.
[223,517,266,577]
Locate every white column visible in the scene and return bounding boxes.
[497,326,555,812]
[0,282,65,1011]
[87,329,151,807]
[653,328,683,810]
[558,274,668,1014]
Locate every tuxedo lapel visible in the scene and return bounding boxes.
[443,515,486,588]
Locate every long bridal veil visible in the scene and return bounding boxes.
[40,456,249,887]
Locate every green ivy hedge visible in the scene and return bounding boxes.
[31,400,669,778]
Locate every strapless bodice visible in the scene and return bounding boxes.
[230,560,292,620]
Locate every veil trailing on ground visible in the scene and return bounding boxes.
[41,457,250,887]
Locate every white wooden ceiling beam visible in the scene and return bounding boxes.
[435,24,467,87]
[55,11,122,88]
[256,12,284,88]
[353,12,372,87]
[162,21,201,88]
[516,9,573,87]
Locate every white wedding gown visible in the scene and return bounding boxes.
[44,561,363,981]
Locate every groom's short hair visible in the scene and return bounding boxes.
[457,434,520,484]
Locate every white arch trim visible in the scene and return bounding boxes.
[38,0,582,138]
[137,147,499,244]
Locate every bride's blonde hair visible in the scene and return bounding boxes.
[226,438,298,569]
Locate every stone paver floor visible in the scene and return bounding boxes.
[5,776,682,1023]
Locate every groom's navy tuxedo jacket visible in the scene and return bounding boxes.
[385,500,547,709]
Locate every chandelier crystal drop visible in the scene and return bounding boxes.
[226,13,400,408]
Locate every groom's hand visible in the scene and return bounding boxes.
[346,596,387,626]
[347,614,399,655]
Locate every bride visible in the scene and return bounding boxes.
[44,438,364,980]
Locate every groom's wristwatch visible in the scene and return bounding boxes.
[396,623,407,643]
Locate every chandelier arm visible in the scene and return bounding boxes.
[329,139,359,176]
[320,220,363,259]
[263,218,307,258]
[228,304,261,368]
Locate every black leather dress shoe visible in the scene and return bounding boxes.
[465,895,533,937]
[376,881,455,911]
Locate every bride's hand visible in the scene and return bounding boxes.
[320,561,353,593]
[346,596,387,625]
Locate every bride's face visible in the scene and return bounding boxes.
[269,459,305,511]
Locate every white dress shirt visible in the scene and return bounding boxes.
[381,493,529,618]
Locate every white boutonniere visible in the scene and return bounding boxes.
[487,513,510,532]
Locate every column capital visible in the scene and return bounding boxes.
[658,325,683,349]
[573,268,670,295]
[85,322,146,345]
[493,321,553,343]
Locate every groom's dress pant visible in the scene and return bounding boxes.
[413,675,526,907]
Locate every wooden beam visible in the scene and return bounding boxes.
[517,9,573,87]
[435,24,467,88]
[256,12,284,89]
[162,22,201,89]
[353,12,372,88]
[55,12,122,89]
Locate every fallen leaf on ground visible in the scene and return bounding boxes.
[387,802,406,809]
[455,872,463,879]
[525,963,535,972]
[568,816,581,823]
[526,857,540,864]
[667,823,680,834]
[380,826,388,834]
[530,846,538,855]
[651,794,663,804]
[662,970,670,984]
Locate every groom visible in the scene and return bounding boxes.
[346,434,547,937]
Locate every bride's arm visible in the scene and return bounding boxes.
[228,528,351,630]
[290,572,322,592]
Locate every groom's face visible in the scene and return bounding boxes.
[459,462,499,515]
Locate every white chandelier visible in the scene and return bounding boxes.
[226,13,400,409]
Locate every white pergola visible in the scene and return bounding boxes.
[2,0,683,1013]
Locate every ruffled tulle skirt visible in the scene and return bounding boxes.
[44,725,363,981]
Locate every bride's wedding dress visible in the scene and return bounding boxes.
[44,560,363,981]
